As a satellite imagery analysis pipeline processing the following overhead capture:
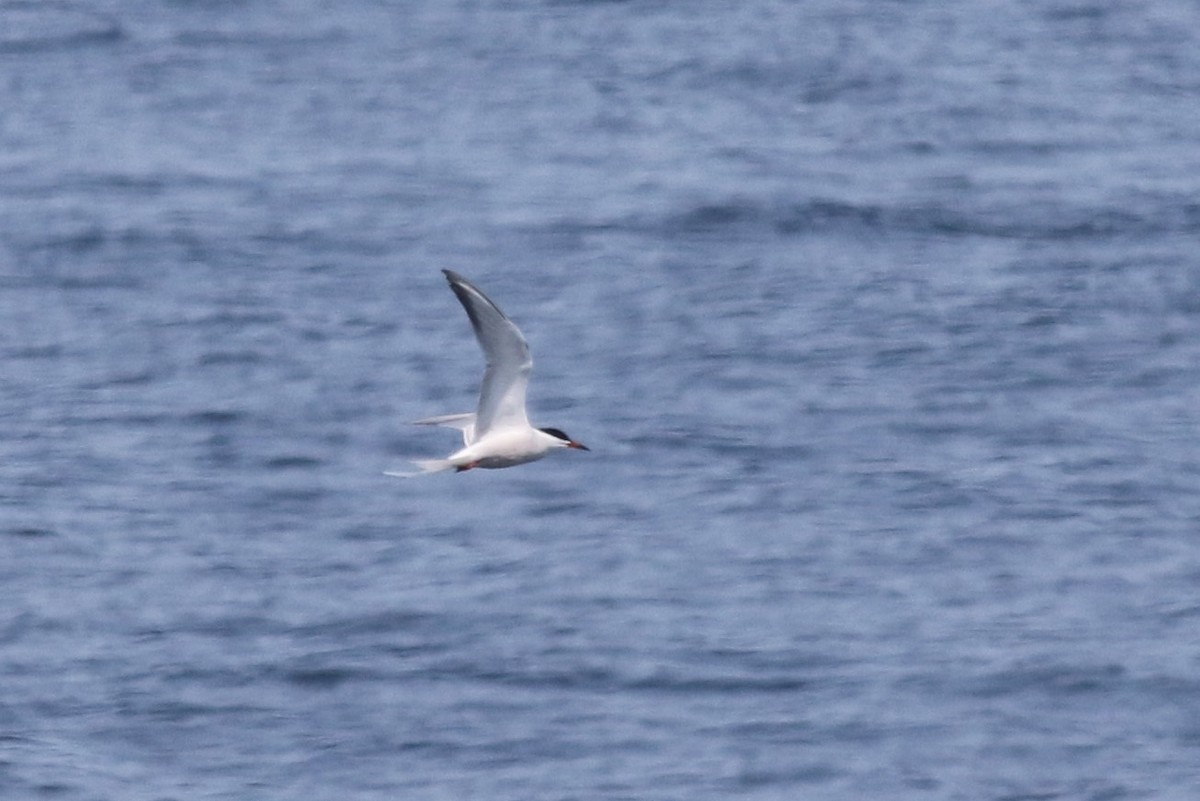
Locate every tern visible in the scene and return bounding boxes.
[386,270,589,477]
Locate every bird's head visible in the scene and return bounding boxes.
[539,427,590,451]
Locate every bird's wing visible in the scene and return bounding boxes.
[412,412,477,445]
[442,270,532,438]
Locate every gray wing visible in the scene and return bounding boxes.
[442,270,532,438]
[412,412,477,446]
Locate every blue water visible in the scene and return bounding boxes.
[3,1,1200,798]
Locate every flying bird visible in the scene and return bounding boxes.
[387,270,589,476]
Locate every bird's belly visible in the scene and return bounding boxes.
[476,452,547,469]
[453,430,549,469]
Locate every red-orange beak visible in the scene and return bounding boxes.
[568,441,590,451]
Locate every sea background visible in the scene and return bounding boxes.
[2,1,1200,799]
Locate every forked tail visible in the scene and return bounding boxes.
[383,458,456,479]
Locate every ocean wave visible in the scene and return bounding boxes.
[0,1,122,53]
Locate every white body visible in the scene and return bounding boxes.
[443,423,566,469]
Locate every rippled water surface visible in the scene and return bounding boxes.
[3,1,1200,799]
